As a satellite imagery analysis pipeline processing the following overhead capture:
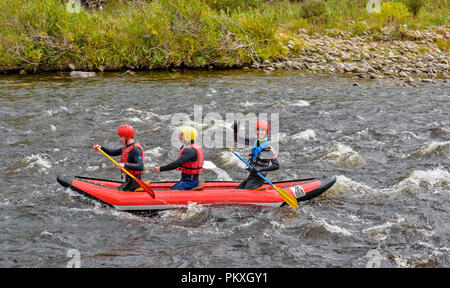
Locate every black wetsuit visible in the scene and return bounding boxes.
[102,143,144,191]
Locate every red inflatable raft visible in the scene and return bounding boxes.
[57,175,336,211]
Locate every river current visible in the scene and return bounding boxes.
[0,70,449,268]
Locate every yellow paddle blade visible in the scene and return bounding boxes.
[274,186,298,210]
[134,178,156,198]
[134,180,152,192]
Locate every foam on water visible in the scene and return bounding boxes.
[290,129,316,141]
[393,167,450,195]
[233,219,259,231]
[126,117,143,123]
[203,160,233,181]
[217,151,247,168]
[201,119,233,132]
[391,252,443,268]
[309,218,353,237]
[361,216,406,242]
[12,153,54,175]
[142,147,163,170]
[269,220,287,229]
[84,162,107,173]
[205,87,217,97]
[70,206,146,222]
[40,231,53,237]
[159,202,210,226]
[327,175,377,197]
[239,100,257,108]
[145,146,164,159]
[85,165,100,172]
[45,106,69,117]
[124,107,172,122]
[412,141,450,157]
[325,143,367,166]
[290,99,311,107]
[22,153,52,169]
[201,120,236,148]
[401,131,424,141]
[0,199,11,207]
[60,191,146,222]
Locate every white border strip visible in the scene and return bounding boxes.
[114,202,283,211]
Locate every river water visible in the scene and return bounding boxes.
[0,70,449,268]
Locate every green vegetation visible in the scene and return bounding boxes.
[0,0,447,72]
[285,0,448,34]
[403,0,425,17]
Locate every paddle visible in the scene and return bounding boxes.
[96,147,155,198]
[228,148,298,210]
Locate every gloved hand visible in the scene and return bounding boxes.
[93,144,101,151]
[250,166,263,174]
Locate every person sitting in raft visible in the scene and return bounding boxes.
[93,124,145,191]
[154,126,204,190]
[234,120,279,190]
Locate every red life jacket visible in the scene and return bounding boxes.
[120,142,145,176]
[177,143,204,175]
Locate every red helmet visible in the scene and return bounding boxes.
[117,124,135,140]
[256,120,269,134]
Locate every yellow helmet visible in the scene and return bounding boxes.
[179,126,198,142]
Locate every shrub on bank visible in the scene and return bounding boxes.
[375,2,410,25]
[0,0,286,71]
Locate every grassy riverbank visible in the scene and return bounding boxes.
[0,0,448,75]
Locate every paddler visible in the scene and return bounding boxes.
[234,120,279,189]
[154,126,204,190]
[93,124,145,191]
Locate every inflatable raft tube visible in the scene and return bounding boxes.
[57,175,336,211]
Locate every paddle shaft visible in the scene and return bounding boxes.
[97,147,155,198]
[229,148,298,210]
[231,150,275,186]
